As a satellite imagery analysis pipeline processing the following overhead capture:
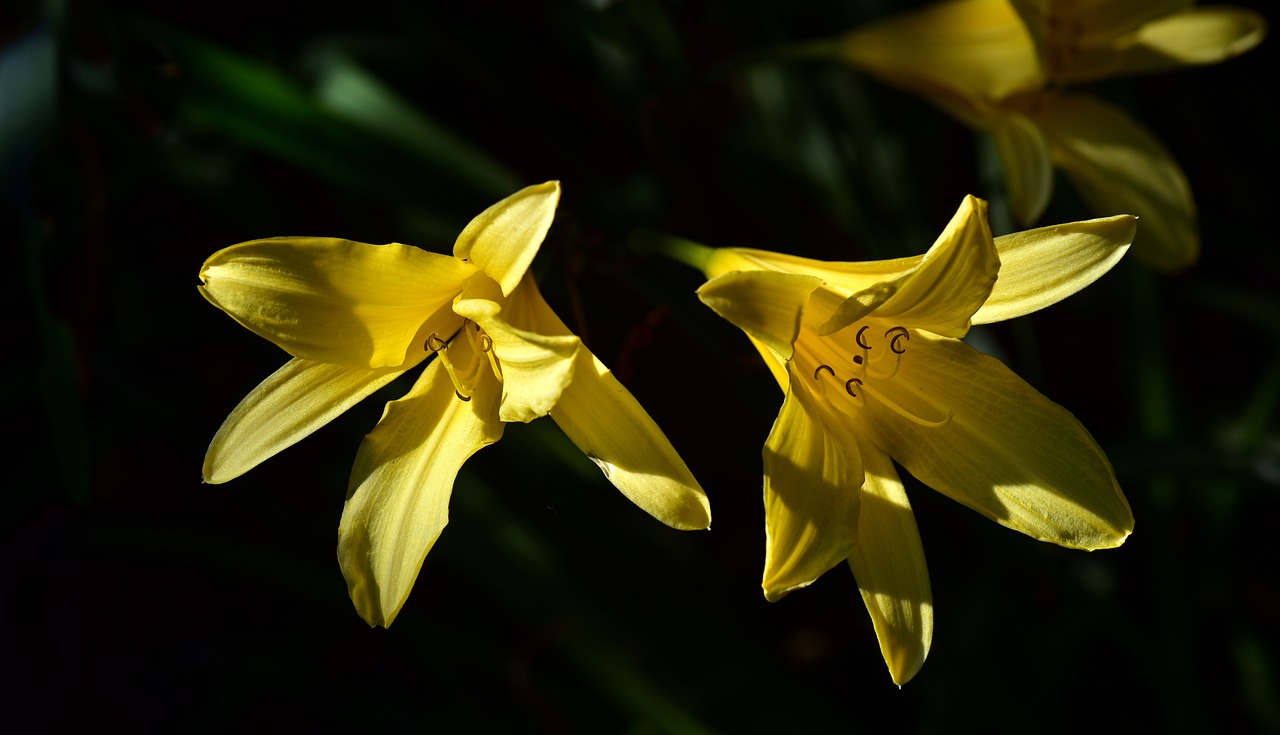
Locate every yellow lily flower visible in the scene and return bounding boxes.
[838,0,1265,271]
[199,181,710,626]
[689,195,1135,684]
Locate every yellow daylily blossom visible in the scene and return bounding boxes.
[199,181,710,626]
[837,0,1265,271]
[687,195,1135,684]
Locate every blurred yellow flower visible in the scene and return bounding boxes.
[839,0,1265,270]
[200,181,710,626]
[692,195,1135,684]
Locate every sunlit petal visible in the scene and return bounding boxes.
[698,270,823,359]
[849,195,996,338]
[496,277,712,530]
[453,181,560,296]
[1035,93,1197,271]
[761,383,863,601]
[203,357,409,484]
[973,214,1135,324]
[454,274,580,424]
[848,448,932,686]
[338,345,503,627]
[199,237,475,368]
[867,333,1133,549]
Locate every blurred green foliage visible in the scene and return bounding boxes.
[5,0,1277,731]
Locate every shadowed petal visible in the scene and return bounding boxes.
[199,237,475,368]
[762,383,863,601]
[848,448,933,686]
[974,214,1135,324]
[698,270,822,358]
[453,181,560,296]
[338,345,503,627]
[867,333,1133,549]
[990,109,1053,226]
[1036,94,1197,271]
[203,357,409,484]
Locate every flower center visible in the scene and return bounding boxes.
[425,319,503,402]
[803,322,949,428]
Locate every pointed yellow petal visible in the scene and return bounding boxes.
[338,345,503,627]
[851,195,997,338]
[1036,94,1197,271]
[199,237,475,368]
[453,181,560,296]
[761,384,862,601]
[698,270,823,359]
[848,448,933,686]
[990,109,1053,226]
[866,333,1133,549]
[704,247,919,295]
[840,0,1042,102]
[973,214,1135,324]
[454,275,581,424]
[203,358,408,484]
[1120,8,1267,75]
[495,273,708,529]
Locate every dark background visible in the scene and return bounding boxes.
[6,0,1277,731]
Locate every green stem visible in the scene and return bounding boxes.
[630,230,715,273]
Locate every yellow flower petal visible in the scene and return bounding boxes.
[1035,93,1197,271]
[203,357,408,484]
[453,181,560,297]
[848,447,933,687]
[338,344,503,627]
[1121,8,1267,75]
[506,285,711,530]
[697,270,823,359]
[973,214,1135,325]
[866,333,1133,549]
[761,384,863,602]
[848,195,996,338]
[839,0,1042,103]
[990,109,1053,226]
[199,237,475,368]
[454,274,581,424]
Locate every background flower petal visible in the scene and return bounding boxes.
[990,109,1054,226]
[866,334,1134,550]
[452,181,560,296]
[1035,93,1198,271]
[761,385,863,601]
[203,357,408,484]
[200,237,475,368]
[1114,8,1266,76]
[848,448,933,687]
[840,0,1042,103]
[973,214,1135,324]
[338,346,504,628]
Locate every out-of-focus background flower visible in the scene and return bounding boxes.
[6,0,1276,731]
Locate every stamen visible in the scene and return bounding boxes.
[844,377,862,397]
[814,364,835,380]
[886,326,909,354]
[426,330,473,401]
[863,383,951,428]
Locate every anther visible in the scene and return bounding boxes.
[886,326,910,354]
[814,364,835,380]
[845,377,863,397]
[855,326,872,350]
